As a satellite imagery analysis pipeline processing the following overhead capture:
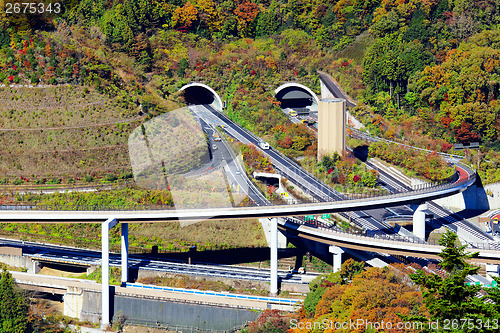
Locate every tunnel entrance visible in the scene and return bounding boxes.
[183,86,216,105]
[179,83,223,110]
[275,83,319,113]
[276,87,314,109]
[254,175,280,188]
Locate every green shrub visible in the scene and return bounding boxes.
[48,177,61,184]
[119,172,133,180]
[104,173,117,182]
[84,175,93,182]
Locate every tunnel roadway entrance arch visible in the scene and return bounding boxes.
[179,82,223,110]
[275,83,320,113]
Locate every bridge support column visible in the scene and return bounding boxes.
[101,218,118,329]
[329,246,344,273]
[413,203,428,240]
[270,217,278,296]
[121,223,129,284]
[31,260,41,274]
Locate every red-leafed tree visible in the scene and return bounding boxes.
[454,122,479,144]
[234,0,260,37]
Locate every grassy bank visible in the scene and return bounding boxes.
[0,219,267,253]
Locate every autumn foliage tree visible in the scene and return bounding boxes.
[0,270,28,332]
[234,0,260,37]
[292,259,428,332]
[172,2,199,30]
[408,231,500,332]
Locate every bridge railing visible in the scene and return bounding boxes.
[0,165,475,211]
[282,216,500,251]
[271,167,474,206]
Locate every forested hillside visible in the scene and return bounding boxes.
[0,0,499,182]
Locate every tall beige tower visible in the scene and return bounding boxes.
[318,98,346,160]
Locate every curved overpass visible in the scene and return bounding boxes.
[0,166,495,264]
[278,218,500,264]
[0,165,475,222]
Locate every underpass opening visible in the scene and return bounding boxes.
[179,83,223,110]
[275,83,319,113]
[254,175,280,188]
[38,261,89,275]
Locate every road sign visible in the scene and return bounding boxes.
[305,215,315,221]
[321,213,331,219]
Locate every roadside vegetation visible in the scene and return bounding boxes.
[0,219,267,253]
[368,141,456,182]
[0,268,69,332]
[245,231,500,331]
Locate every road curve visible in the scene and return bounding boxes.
[0,170,475,222]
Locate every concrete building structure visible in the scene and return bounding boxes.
[318,98,346,160]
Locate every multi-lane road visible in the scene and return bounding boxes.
[193,104,490,246]
[0,238,309,284]
[192,104,401,235]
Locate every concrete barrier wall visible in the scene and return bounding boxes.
[0,253,28,269]
[81,290,102,323]
[113,295,259,331]
[434,182,500,211]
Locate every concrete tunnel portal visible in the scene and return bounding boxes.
[275,83,320,112]
[179,82,223,111]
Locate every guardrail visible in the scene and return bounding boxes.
[348,127,465,160]
[282,214,500,251]
[126,283,300,305]
[0,165,475,212]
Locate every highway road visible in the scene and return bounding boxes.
[0,238,309,284]
[193,104,414,236]
[199,102,496,250]
[350,133,495,244]
[194,117,268,207]
[318,71,356,107]
[371,160,496,244]
[278,104,492,245]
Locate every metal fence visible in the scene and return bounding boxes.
[283,215,500,251]
[0,165,475,212]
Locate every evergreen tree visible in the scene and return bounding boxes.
[0,270,28,333]
[409,231,496,332]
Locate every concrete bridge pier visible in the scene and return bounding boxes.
[270,217,279,296]
[260,218,287,249]
[101,218,118,329]
[31,260,41,274]
[121,223,129,284]
[329,246,344,273]
[412,203,428,240]
[101,219,131,328]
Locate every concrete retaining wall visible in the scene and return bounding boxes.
[260,218,288,248]
[113,295,259,331]
[81,290,102,323]
[0,253,29,269]
[434,181,500,211]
